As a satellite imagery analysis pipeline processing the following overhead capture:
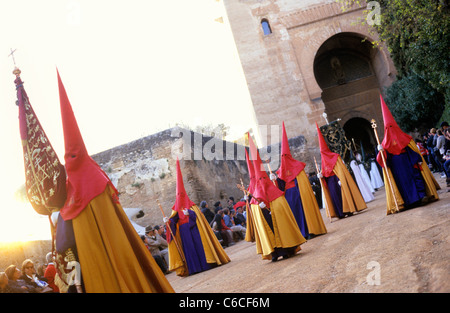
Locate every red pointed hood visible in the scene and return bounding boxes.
[316,122,339,177]
[171,158,195,224]
[276,122,305,182]
[248,133,284,204]
[58,70,115,220]
[380,95,412,155]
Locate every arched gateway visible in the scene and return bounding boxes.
[314,32,383,159]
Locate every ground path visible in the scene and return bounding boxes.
[167,174,450,293]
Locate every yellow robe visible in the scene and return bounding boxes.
[72,185,174,293]
[192,205,230,265]
[244,200,256,242]
[167,205,230,276]
[295,171,327,235]
[250,197,307,260]
[321,156,367,219]
[381,140,440,215]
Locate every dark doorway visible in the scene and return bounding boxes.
[343,117,377,161]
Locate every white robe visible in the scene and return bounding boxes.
[350,160,374,203]
[369,160,384,189]
[359,163,375,193]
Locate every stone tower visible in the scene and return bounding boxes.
[223,0,397,165]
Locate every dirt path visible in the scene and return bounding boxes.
[167,174,450,293]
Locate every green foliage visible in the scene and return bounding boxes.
[337,0,450,126]
[131,182,143,188]
[384,72,445,131]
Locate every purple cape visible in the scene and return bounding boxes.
[276,178,309,238]
[387,146,426,207]
[169,211,210,275]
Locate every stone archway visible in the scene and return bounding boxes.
[312,32,388,156]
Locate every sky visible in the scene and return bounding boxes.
[0,0,258,243]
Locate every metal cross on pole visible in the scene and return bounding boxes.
[8,48,17,66]
[8,48,21,77]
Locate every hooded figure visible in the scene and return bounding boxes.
[56,70,174,293]
[369,155,384,190]
[356,152,376,195]
[166,159,230,276]
[349,154,375,203]
[316,123,367,219]
[275,122,327,238]
[376,95,439,214]
[247,133,306,262]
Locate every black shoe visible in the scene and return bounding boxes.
[271,256,278,262]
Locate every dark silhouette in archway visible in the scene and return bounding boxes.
[343,117,377,161]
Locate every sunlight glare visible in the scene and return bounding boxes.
[0,196,52,243]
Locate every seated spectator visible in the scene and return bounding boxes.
[227,197,236,210]
[223,208,246,241]
[146,227,169,269]
[200,201,215,224]
[155,224,167,240]
[416,139,428,159]
[0,272,13,293]
[443,150,450,183]
[238,200,249,220]
[141,235,168,274]
[4,265,37,293]
[211,210,235,247]
[37,263,46,277]
[222,208,232,227]
[213,201,223,214]
[235,206,247,227]
[209,221,224,245]
[44,252,59,293]
[21,259,52,292]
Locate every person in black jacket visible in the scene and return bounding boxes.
[20,259,51,291]
[4,265,38,293]
[200,201,215,225]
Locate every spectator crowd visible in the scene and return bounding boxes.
[417,121,450,192]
